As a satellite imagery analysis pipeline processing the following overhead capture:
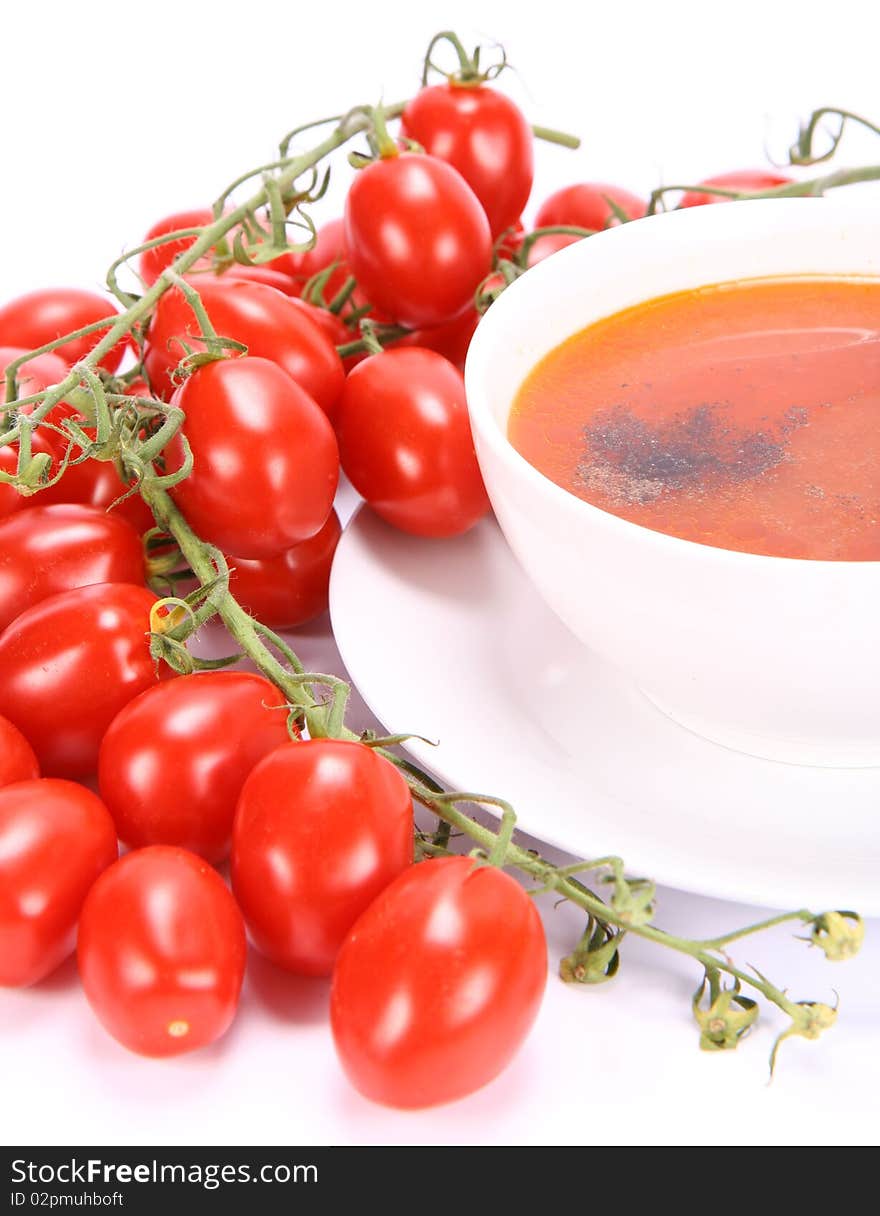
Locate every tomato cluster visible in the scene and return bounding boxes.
[0,33,798,1109]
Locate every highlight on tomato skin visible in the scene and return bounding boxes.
[0,582,173,780]
[330,855,548,1109]
[165,356,340,560]
[0,779,118,988]
[401,82,534,237]
[534,182,648,230]
[98,672,294,863]
[0,504,146,633]
[0,288,128,374]
[344,153,493,330]
[335,347,490,538]
[77,846,247,1057]
[231,739,415,977]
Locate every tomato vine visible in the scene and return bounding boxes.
[0,49,874,1073]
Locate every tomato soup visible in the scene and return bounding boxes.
[509,278,880,559]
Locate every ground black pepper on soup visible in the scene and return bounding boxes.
[508,278,880,559]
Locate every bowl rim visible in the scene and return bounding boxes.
[464,196,880,570]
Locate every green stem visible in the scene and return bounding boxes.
[531,124,581,149]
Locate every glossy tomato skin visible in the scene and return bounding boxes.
[279,217,346,290]
[402,83,533,236]
[98,672,293,862]
[144,277,344,417]
[139,207,215,285]
[534,182,647,231]
[77,846,246,1056]
[345,153,492,329]
[216,264,300,295]
[0,289,126,374]
[331,856,547,1108]
[288,297,350,349]
[526,230,584,267]
[167,357,338,559]
[392,309,479,372]
[336,348,489,537]
[0,779,117,986]
[228,508,341,630]
[678,169,794,207]
[0,716,39,787]
[0,504,145,632]
[0,583,169,778]
[232,739,414,976]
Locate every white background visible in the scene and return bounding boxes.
[1,0,879,1148]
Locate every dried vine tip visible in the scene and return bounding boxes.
[809,911,864,961]
[769,1000,839,1076]
[692,974,758,1051]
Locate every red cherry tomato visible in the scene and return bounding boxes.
[494,219,525,262]
[78,846,246,1056]
[139,208,215,286]
[336,347,489,537]
[678,169,795,207]
[0,779,117,986]
[0,583,170,778]
[0,504,145,632]
[287,297,351,348]
[232,739,414,976]
[144,277,344,417]
[344,153,492,329]
[525,230,584,267]
[402,83,533,236]
[214,264,300,294]
[166,357,338,559]
[0,716,39,788]
[392,309,479,372]
[279,217,346,289]
[228,508,341,630]
[0,289,127,374]
[0,346,70,403]
[31,434,155,533]
[534,182,647,231]
[330,855,547,1108]
[99,672,293,862]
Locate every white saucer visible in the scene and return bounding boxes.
[330,508,880,915]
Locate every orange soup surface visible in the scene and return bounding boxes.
[509,278,880,559]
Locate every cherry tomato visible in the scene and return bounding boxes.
[330,855,547,1108]
[392,309,479,371]
[228,508,341,630]
[0,716,39,788]
[526,231,584,266]
[166,357,338,559]
[232,739,413,976]
[78,846,246,1056]
[0,583,170,778]
[139,207,215,286]
[0,504,145,632]
[0,779,117,986]
[678,169,794,207]
[494,219,525,261]
[402,83,533,236]
[99,672,293,862]
[0,289,127,374]
[144,277,344,418]
[0,347,70,404]
[280,217,346,291]
[344,153,492,329]
[336,348,489,537]
[534,183,647,231]
[33,450,155,534]
[215,264,300,294]
[288,297,350,349]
